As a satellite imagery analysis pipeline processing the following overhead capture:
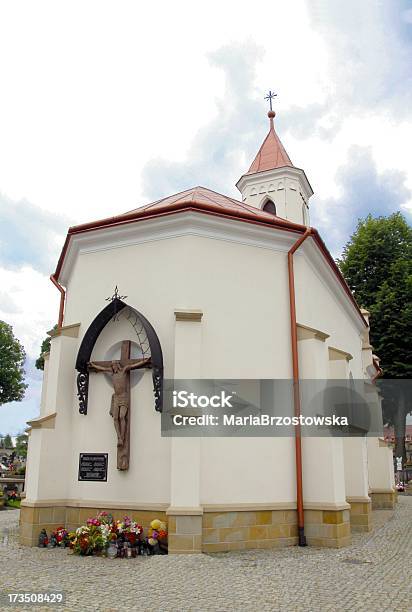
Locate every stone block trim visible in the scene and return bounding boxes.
[20,504,353,550]
[304,508,351,548]
[348,500,372,533]
[19,505,167,547]
[168,515,202,554]
[202,510,298,553]
[371,491,396,510]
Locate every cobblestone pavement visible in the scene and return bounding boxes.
[0,497,411,612]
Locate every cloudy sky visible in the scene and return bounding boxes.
[1,0,412,434]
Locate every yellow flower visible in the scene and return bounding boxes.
[150,519,161,530]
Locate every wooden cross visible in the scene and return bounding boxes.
[88,340,151,471]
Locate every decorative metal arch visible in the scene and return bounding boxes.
[75,298,163,414]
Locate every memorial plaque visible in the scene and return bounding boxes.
[78,453,108,481]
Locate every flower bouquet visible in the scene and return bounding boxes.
[146,519,168,554]
[68,512,167,556]
[50,527,69,547]
[69,524,108,556]
[119,516,143,547]
[69,513,112,556]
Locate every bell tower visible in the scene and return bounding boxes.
[236,110,313,226]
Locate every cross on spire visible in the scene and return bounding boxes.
[264,90,277,112]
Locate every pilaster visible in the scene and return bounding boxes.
[367,437,396,509]
[297,325,351,547]
[343,438,372,531]
[168,309,203,553]
[24,330,80,504]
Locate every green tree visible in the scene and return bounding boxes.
[371,258,412,378]
[15,432,28,458]
[371,257,412,460]
[338,212,412,461]
[0,321,27,405]
[3,434,13,449]
[35,325,57,370]
[339,213,411,306]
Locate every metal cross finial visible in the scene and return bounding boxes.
[106,285,127,302]
[106,286,128,321]
[264,90,277,112]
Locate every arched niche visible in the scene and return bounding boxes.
[75,298,163,414]
[262,199,277,216]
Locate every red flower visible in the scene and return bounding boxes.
[125,532,137,545]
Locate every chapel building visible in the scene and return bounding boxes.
[20,110,396,552]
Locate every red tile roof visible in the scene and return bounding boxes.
[53,184,366,327]
[121,185,294,222]
[247,111,293,174]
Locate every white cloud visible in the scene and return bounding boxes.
[0,0,321,218]
[310,145,412,256]
[306,1,412,117]
[141,42,266,200]
[0,266,58,358]
[0,193,69,273]
[0,267,57,435]
[0,0,411,434]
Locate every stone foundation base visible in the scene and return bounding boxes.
[347,498,372,533]
[303,509,351,548]
[202,509,298,552]
[19,504,167,547]
[20,503,353,550]
[370,490,396,510]
[167,512,203,554]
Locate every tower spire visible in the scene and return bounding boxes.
[247,109,293,175]
[235,98,314,225]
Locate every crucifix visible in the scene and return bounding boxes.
[264,90,277,111]
[88,340,151,471]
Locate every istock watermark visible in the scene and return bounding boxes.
[161,379,412,437]
[171,413,349,427]
[172,390,234,408]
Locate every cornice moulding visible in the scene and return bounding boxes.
[26,412,56,429]
[47,323,81,338]
[174,309,203,322]
[236,166,314,200]
[329,346,354,361]
[297,323,330,342]
[21,499,170,510]
[58,212,296,284]
[58,212,363,332]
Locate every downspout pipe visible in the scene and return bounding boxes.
[287,227,313,547]
[50,274,65,329]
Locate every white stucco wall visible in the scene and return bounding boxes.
[343,438,370,499]
[294,250,364,378]
[26,215,373,508]
[367,437,395,492]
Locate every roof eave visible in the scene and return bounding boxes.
[54,200,306,281]
[53,203,365,328]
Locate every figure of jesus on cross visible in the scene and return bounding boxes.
[88,340,151,470]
